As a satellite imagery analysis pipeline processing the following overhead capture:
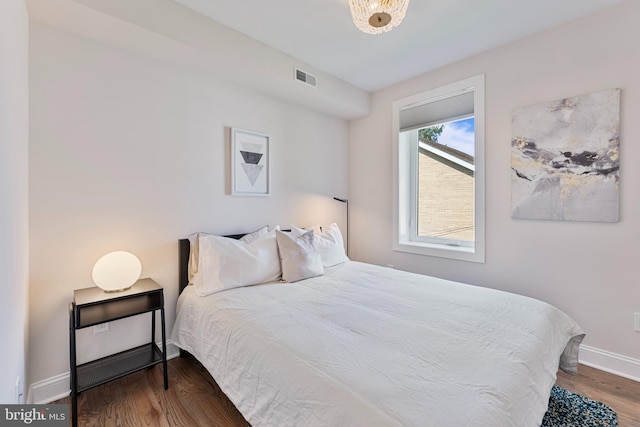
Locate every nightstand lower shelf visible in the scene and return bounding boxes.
[76,343,164,393]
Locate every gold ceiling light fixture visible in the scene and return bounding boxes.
[349,0,410,35]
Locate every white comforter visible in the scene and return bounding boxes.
[171,261,584,427]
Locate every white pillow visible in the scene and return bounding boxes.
[239,225,270,244]
[193,229,281,296]
[187,226,269,284]
[187,232,206,284]
[291,223,349,267]
[276,230,324,282]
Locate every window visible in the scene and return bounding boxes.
[392,75,485,262]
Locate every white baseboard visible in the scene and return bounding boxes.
[29,371,71,405]
[579,344,640,383]
[28,342,638,404]
[28,341,181,404]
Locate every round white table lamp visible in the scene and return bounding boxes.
[92,251,142,292]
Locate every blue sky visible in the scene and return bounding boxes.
[438,117,475,156]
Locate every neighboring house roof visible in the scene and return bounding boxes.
[419,138,475,172]
[420,138,474,165]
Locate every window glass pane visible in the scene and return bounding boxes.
[393,74,484,263]
[417,118,475,242]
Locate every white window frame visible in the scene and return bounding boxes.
[392,74,485,263]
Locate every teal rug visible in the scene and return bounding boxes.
[542,386,618,427]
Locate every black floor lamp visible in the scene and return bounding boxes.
[333,197,349,256]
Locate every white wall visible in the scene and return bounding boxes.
[0,0,30,404]
[26,0,370,121]
[28,21,349,390]
[350,0,640,372]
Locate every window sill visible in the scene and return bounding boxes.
[393,240,484,263]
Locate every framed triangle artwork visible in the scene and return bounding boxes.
[231,127,270,196]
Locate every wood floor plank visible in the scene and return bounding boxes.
[55,357,639,426]
[555,364,640,427]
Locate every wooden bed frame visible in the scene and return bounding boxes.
[178,239,190,295]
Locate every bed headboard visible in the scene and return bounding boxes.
[178,233,247,295]
[178,239,190,295]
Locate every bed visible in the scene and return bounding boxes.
[171,226,585,427]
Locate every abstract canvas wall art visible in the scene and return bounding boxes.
[231,128,270,196]
[511,89,620,222]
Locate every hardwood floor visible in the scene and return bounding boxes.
[555,365,640,427]
[58,356,248,427]
[56,356,640,426]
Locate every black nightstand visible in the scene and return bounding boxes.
[69,278,168,427]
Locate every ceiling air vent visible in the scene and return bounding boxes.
[294,68,317,88]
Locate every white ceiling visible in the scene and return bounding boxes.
[172,0,624,91]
